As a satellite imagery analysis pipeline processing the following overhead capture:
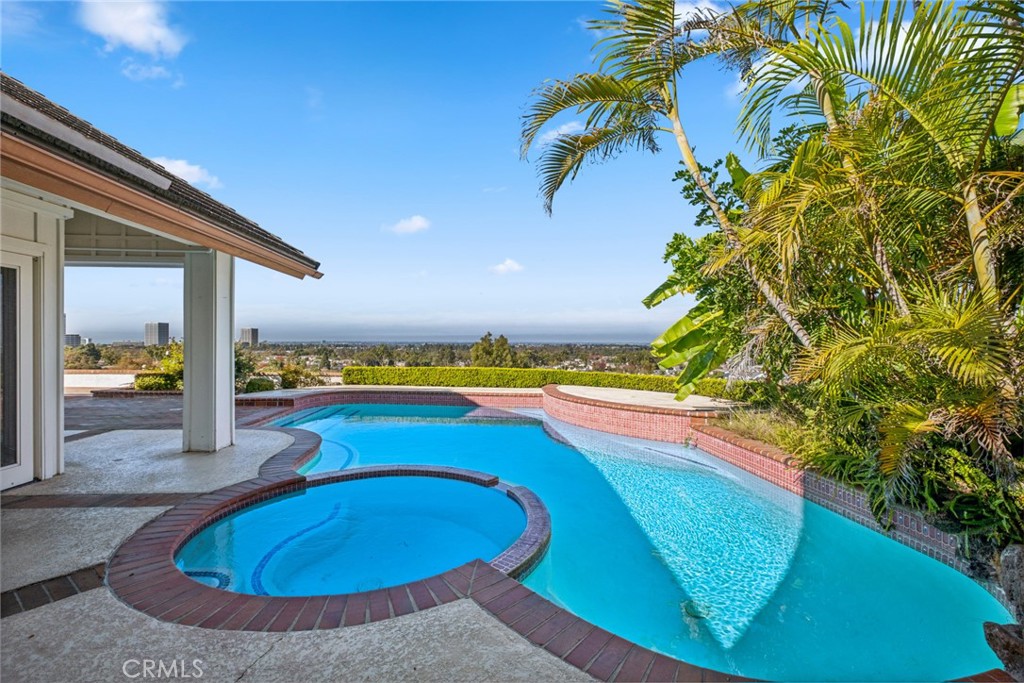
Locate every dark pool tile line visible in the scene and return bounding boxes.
[0,564,106,618]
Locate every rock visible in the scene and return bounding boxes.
[985,622,1024,682]
[985,545,1024,681]
[1000,545,1024,624]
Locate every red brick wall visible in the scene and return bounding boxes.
[541,385,714,443]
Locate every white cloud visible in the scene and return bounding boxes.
[538,121,584,145]
[150,157,222,189]
[725,72,747,100]
[489,258,524,275]
[384,215,431,234]
[79,1,187,59]
[675,1,724,28]
[121,59,171,81]
[2,2,43,37]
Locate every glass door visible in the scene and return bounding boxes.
[1,253,34,489]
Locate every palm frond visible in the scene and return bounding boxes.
[533,117,661,214]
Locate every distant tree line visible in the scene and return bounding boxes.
[67,335,666,375]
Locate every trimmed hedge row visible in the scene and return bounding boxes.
[341,366,679,392]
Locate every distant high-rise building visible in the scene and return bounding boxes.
[64,334,82,347]
[145,322,170,346]
[239,328,259,347]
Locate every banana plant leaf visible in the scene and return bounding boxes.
[725,152,750,195]
[674,338,733,400]
[651,307,721,362]
[643,274,688,309]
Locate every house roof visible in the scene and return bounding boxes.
[0,73,322,279]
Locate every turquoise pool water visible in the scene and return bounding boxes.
[176,476,526,595]
[277,404,1009,681]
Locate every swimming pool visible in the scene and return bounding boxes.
[276,403,1010,681]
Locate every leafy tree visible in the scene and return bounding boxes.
[278,364,323,389]
[234,344,257,393]
[492,335,519,367]
[471,332,521,368]
[470,332,495,366]
[65,342,102,369]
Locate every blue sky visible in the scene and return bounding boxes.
[3,1,756,343]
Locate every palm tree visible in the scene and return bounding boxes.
[738,0,1024,497]
[738,0,1024,306]
[520,0,813,354]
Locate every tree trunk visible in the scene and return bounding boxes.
[873,233,911,316]
[667,107,813,348]
[964,184,999,304]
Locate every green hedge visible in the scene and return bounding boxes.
[341,366,775,402]
[342,366,677,392]
[692,377,773,404]
[244,377,276,393]
[133,372,182,391]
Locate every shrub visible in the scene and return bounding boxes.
[692,378,776,405]
[279,364,324,389]
[133,372,182,391]
[243,376,276,393]
[341,366,678,392]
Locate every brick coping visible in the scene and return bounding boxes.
[106,464,552,632]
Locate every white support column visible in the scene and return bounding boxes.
[183,251,235,452]
[36,209,66,479]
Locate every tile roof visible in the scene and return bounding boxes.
[0,72,320,275]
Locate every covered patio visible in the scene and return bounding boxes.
[1,73,321,491]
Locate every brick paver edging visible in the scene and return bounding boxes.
[90,389,183,397]
[106,465,551,632]
[0,564,106,618]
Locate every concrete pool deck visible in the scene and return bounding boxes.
[0,425,591,682]
[2,589,589,682]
